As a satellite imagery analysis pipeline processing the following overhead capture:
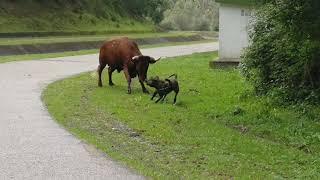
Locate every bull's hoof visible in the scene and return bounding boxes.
[127,90,132,94]
[109,82,115,86]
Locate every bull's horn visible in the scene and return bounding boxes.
[132,56,140,61]
[155,57,161,61]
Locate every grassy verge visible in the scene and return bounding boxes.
[43,52,320,179]
[0,40,214,64]
[0,32,196,46]
[0,0,155,34]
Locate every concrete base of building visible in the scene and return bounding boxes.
[209,58,240,68]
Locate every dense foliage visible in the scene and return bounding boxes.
[0,0,168,33]
[160,0,219,31]
[120,0,168,23]
[242,0,320,104]
[0,0,167,23]
[1,0,218,30]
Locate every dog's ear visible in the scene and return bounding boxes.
[165,79,172,84]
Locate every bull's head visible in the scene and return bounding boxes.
[131,55,161,81]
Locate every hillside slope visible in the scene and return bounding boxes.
[0,0,155,34]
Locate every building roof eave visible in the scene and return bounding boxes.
[215,0,255,6]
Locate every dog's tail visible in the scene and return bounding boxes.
[165,74,177,86]
[168,74,177,79]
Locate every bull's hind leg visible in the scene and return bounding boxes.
[108,67,116,86]
[98,64,106,87]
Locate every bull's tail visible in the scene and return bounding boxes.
[97,48,104,75]
[97,64,101,74]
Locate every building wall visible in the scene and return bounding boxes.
[219,3,251,61]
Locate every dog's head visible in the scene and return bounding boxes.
[146,76,161,88]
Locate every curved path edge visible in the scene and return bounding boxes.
[0,42,218,179]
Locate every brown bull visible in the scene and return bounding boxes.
[98,37,160,94]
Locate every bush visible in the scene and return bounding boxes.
[242,0,320,104]
[160,0,219,31]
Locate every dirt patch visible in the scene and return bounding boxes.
[0,35,206,56]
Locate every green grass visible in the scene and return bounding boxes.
[0,32,196,46]
[0,40,214,64]
[43,52,320,179]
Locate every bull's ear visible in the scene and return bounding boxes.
[149,57,161,64]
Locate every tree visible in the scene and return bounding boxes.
[242,0,320,103]
[160,0,219,31]
[119,0,168,23]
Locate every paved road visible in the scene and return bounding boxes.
[0,42,218,179]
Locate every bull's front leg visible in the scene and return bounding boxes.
[138,75,149,94]
[139,79,149,94]
[123,68,132,94]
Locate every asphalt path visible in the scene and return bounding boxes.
[0,42,218,179]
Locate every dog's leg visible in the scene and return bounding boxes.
[161,94,168,102]
[173,92,178,104]
[151,91,158,100]
[155,95,163,103]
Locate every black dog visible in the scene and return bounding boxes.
[146,74,179,104]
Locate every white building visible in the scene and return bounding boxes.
[215,0,254,65]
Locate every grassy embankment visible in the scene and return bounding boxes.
[0,0,151,63]
[43,52,320,179]
[0,0,154,34]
